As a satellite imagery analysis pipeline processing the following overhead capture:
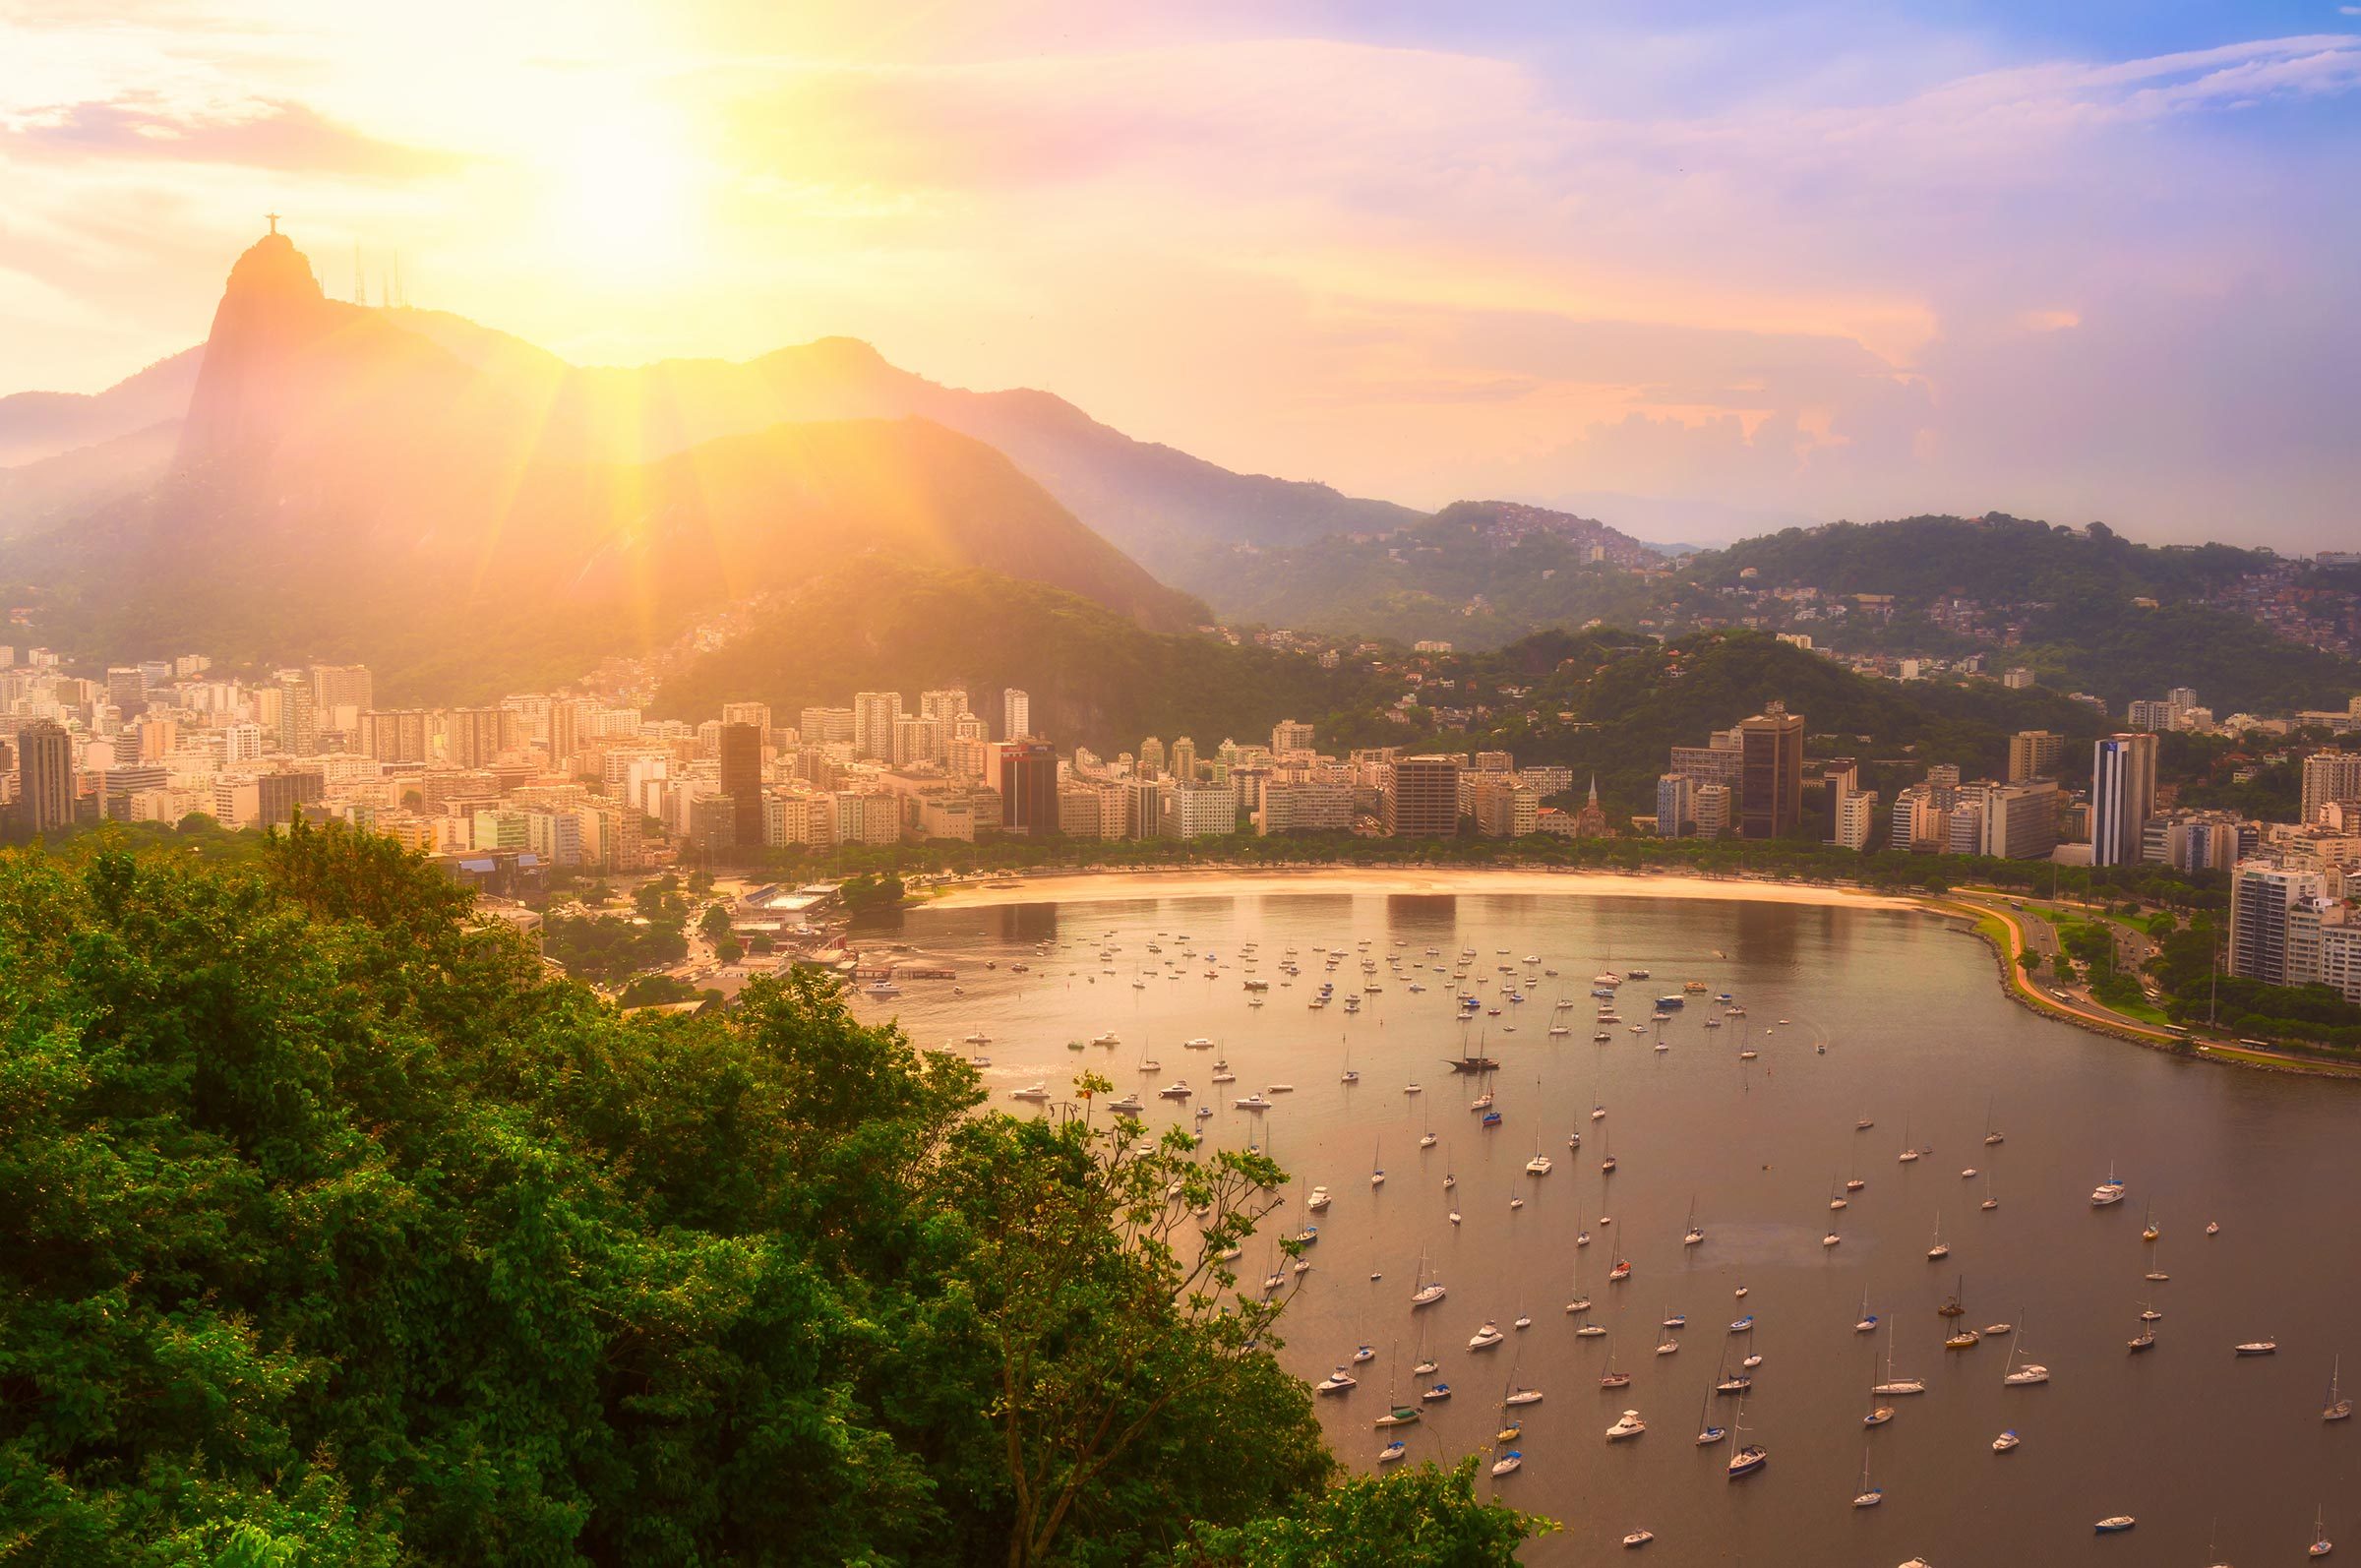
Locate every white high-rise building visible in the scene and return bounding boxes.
[1834,788,1879,851]
[852,692,902,760]
[1002,688,1031,742]
[2229,863,2329,986]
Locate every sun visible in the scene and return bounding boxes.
[542,112,699,277]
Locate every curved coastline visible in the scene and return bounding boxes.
[919,864,1927,914]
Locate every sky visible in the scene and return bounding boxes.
[3,0,2358,548]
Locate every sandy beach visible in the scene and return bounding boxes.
[919,866,1929,914]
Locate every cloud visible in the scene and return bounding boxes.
[6,96,465,177]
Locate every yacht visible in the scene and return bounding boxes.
[2234,1340,2279,1356]
[1157,1081,1191,1100]
[1525,1151,1553,1176]
[1315,1367,1358,1394]
[1606,1410,1647,1441]
[1091,1030,1121,1047]
[1468,1322,1506,1351]
[1992,1428,2021,1452]
[1009,1084,1051,1102]
[1412,1280,1447,1307]
[1306,1185,1331,1211]
[1234,1093,1273,1111]
[2091,1165,2127,1206]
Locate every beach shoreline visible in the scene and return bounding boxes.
[917,865,1929,914]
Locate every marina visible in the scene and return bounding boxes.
[866,886,2361,1565]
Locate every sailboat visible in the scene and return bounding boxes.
[1694,1388,1726,1444]
[1373,1343,1421,1428]
[1939,1275,1966,1317]
[2142,1200,2160,1242]
[2312,1506,2333,1557]
[2145,1245,2170,1283]
[1725,1396,1767,1478]
[1872,1320,1924,1397]
[1852,1446,1883,1508]
[1982,1096,2004,1146]
[1600,1128,1616,1176]
[2326,1357,2353,1421]
[1564,1247,1592,1314]
[2127,1307,2156,1353]
[2002,1324,2050,1385]
[1412,1318,1439,1376]
[1501,1353,1544,1408]
[1369,1138,1385,1188]
[1854,1290,1878,1334]
[1599,1338,1630,1389]
[1829,1176,1848,1211]
[1898,1116,1920,1163]
[1410,1252,1447,1307]
[1420,1104,1438,1149]
[1683,1199,1704,1246]
[1926,1212,1949,1260]
[1980,1172,1999,1211]
[1340,1040,1359,1085]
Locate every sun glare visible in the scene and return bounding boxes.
[543,115,698,277]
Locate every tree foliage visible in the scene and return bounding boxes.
[0,821,1535,1562]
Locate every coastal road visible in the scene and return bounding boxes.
[1945,892,2361,1078]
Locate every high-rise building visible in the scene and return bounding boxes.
[996,741,1059,835]
[17,719,76,834]
[717,722,764,849]
[2298,751,2361,826]
[1472,775,1539,837]
[1121,778,1167,839]
[1002,688,1031,742]
[1137,737,1165,778]
[1834,788,1879,851]
[2008,730,2064,781]
[359,709,432,764]
[1976,779,2061,860]
[105,667,149,717]
[720,701,772,740]
[1271,719,1315,755]
[1172,737,1198,782]
[918,690,968,723]
[547,698,593,771]
[2090,733,2158,867]
[1385,755,1463,837]
[853,692,902,759]
[2229,863,2329,985]
[798,706,856,746]
[2125,698,2174,732]
[1165,782,1235,838]
[1737,705,1805,839]
[1655,773,1694,837]
[1692,782,1733,839]
[311,664,375,714]
[276,671,320,755]
[1818,758,1859,842]
[445,707,508,770]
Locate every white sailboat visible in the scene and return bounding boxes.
[2002,1324,2050,1385]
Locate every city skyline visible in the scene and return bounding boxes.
[6,3,2360,548]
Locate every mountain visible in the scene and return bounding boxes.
[0,230,1201,699]
[655,565,1392,754]
[1179,499,1668,648]
[0,349,201,467]
[309,319,1426,582]
[1688,515,2358,712]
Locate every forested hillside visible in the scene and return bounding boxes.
[0,823,1541,1562]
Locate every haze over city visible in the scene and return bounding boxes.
[7,5,2361,1566]
[7,0,2359,545]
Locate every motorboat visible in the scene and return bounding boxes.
[1009,1084,1050,1102]
[1621,1530,1654,1547]
[1315,1367,1358,1394]
[1158,1081,1191,1100]
[1351,1343,1374,1362]
[2235,1340,2279,1357]
[2093,1517,2136,1535]
[1606,1410,1647,1441]
[1234,1093,1273,1111]
[1306,1185,1331,1211]
[1993,1428,2021,1452]
[1468,1322,1506,1351]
